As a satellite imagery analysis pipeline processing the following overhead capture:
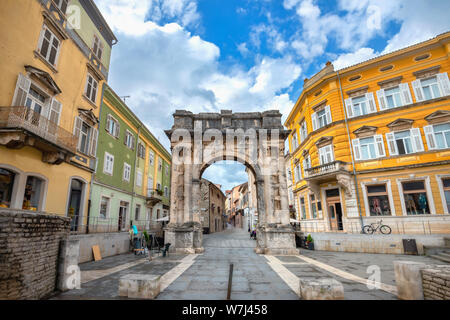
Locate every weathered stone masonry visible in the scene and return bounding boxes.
[0,210,70,299]
[422,266,450,300]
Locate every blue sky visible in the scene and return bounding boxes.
[95,0,450,191]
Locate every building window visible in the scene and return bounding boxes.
[164,186,169,197]
[300,121,307,142]
[124,130,135,150]
[309,194,320,219]
[312,106,332,131]
[53,0,69,14]
[366,184,391,216]
[92,35,104,60]
[147,177,154,196]
[302,155,311,175]
[22,176,44,211]
[136,170,143,187]
[300,196,306,219]
[84,73,98,104]
[293,164,301,182]
[37,25,61,67]
[158,159,162,171]
[99,196,109,219]
[318,145,334,165]
[353,135,385,160]
[402,181,430,215]
[156,183,161,191]
[106,115,119,138]
[424,123,450,150]
[137,143,145,159]
[0,169,15,208]
[377,83,412,110]
[103,152,114,175]
[123,163,131,182]
[135,204,141,221]
[345,93,377,118]
[74,117,98,156]
[165,164,169,176]
[412,73,450,102]
[149,150,154,166]
[442,178,450,213]
[291,131,299,150]
[386,128,424,156]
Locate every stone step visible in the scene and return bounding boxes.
[437,252,450,259]
[429,254,450,264]
[423,245,450,256]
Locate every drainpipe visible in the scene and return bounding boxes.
[86,83,107,234]
[336,71,364,232]
[130,126,141,230]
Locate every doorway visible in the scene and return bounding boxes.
[326,188,343,231]
[68,179,83,231]
[118,201,129,231]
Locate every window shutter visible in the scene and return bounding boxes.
[49,98,62,125]
[325,105,332,124]
[131,136,135,150]
[12,74,31,106]
[423,125,436,150]
[61,0,68,14]
[345,98,354,118]
[385,132,398,156]
[73,116,83,149]
[376,89,387,110]
[90,128,98,157]
[124,132,128,145]
[437,72,450,96]
[365,92,377,113]
[412,79,424,102]
[293,165,297,183]
[298,164,302,180]
[311,112,318,131]
[410,128,424,153]
[374,135,386,158]
[104,154,109,174]
[352,138,361,161]
[115,121,120,138]
[327,145,334,162]
[399,83,413,106]
[106,115,111,133]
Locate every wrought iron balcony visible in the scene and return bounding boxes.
[0,107,78,164]
[146,189,163,206]
[304,160,350,180]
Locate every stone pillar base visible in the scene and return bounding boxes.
[255,224,298,255]
[164,222,204,254]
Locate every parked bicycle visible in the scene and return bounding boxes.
[362,220,392,234]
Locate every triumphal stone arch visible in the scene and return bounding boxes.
[165,110,298,255]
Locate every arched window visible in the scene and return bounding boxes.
[22,176,44,211]
[0,168,16,208]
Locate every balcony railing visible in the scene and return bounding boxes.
[0,107,77,153]
[304,160,349,179]
[146,189,163,206]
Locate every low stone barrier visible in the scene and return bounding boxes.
[0,209,70,299]
[118,274,161,299]
[299,278,344,300]
[422,266,450,300]
[394,261,450,300]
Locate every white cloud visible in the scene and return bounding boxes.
[237,42,249,57]
[97,0,302,153]
[202,162,248,192]
[333,47,377,70]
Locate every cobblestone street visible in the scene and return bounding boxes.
[52,226,447,300]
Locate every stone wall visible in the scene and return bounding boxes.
[304,232,446,254]
[0,209,70,299]
[70,231,130,263]
[422,266,450,300]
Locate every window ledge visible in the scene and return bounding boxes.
[33,50,58,73]
[82,94,98,109]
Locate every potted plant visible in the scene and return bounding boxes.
[143,230,151,249]
[305,234,314,250]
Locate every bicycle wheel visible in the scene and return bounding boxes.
[380,225,392,234]
[363,225,373,234]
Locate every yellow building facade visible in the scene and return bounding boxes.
[285,32,450,235]
[0,0,116,231]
